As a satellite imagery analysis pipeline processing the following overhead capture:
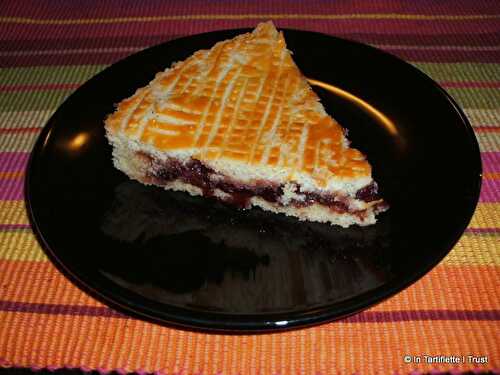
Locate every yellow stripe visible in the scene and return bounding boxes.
[469,203,500,229]
[0,227,497,265]
[0,232,47,262]
[2,13,500,25]
[444,233,500,265]
[0,201,29,225]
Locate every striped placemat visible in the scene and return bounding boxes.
[0,1,499,374]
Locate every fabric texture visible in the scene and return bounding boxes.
[0,1,499,374]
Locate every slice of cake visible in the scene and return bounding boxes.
[105,21,388,227]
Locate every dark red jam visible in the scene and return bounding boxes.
[146,155,379,213]
[355,182,380,202]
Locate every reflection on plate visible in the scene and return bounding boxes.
[26,28,481,332]
[100,181,392,313]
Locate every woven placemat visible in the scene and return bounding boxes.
[0,1,499,374]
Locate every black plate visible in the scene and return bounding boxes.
[26,28,482,332]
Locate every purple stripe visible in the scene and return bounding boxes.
[1,300,499,321]
[0,152,30,172]
[4,0,500,18]
[482,152,500,172]
[466,227,500,234]
[342,309,500,322]
[0,300,125,318]
[0,224,31,230]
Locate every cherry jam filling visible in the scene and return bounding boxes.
[146,156,380,212]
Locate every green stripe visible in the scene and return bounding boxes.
[446,88,500,110]
[0,91,72,111]
[0,65,107,86]
[1,87,498,111]
[2,63,500,86]
[1,63,499,111]
[412,63,500,82]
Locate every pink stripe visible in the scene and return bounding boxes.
[0,152,30,172]
[482,152,500,172]
[479,179,500,202]
[1,19,500,42]
[0,153,28,200]
[0,179,24,200]
[0,83,80,92]
[440,81,500,88]
[3,0,500,17]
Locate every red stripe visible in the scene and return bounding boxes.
[0,83,80,92]
[0,127,42,133]
[1,300,499,322]
[1,19,500,42]
[3,0,500,18]
[475,126,500,132]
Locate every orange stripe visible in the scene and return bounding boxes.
[0,311,497,373]
[484,172,500,179]
[0,260,498,312]
[0,171,25,179]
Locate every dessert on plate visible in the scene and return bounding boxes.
[105,21,388,227]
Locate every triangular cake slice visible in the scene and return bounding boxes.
[105,22,388,227]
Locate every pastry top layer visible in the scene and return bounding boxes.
[105,22,371,187]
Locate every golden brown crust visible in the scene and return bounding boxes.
[105,21,372,188]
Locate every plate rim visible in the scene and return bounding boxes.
[24,27,483,333]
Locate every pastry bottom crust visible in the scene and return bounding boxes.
[108,137,387,227]
[158,179,381,227]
